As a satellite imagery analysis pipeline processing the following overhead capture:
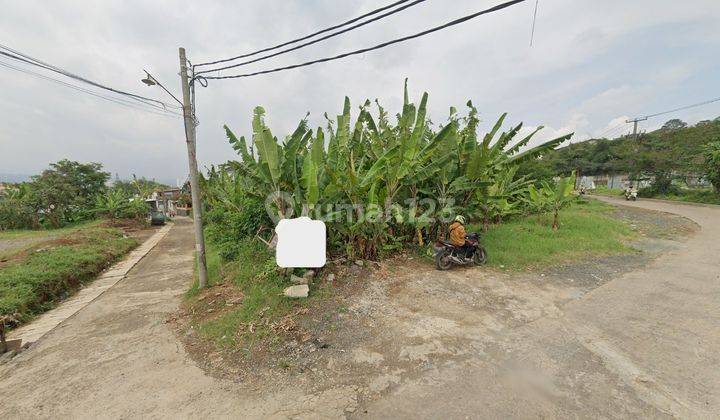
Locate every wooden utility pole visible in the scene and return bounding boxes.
[179,47,208,289]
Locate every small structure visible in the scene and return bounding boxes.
[583,174,651,190]
[145,187,182,218]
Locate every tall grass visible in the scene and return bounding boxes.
[469,200,635,270]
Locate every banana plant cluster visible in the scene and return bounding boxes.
[524,172,577,230]
[219,81,573,259]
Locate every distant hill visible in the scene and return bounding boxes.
[519,119,720,179]
[0,173,31,183]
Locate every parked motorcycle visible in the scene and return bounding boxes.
[624,188,638,201]
[434,232,488,270]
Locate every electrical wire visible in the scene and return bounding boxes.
[594,122,626,138]
[0,59,182,117]
[600,125,627,139]
[529,0,539,46]
[0,60,180,117]
[195,0,414,67]
[195,0,428,75]
[0,44,181,111]
[640,96,720,119]
[199,0,527,81]
[0,48,177,114]
[0,45,179,111]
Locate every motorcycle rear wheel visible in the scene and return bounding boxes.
[474,246,488,265]
[435,250,453,270]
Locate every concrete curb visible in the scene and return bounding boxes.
[8,223,174,348]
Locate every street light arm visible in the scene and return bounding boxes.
[143,70,183,107]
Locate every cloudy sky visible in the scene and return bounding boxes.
[1,0,719,183]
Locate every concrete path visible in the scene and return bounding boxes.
[0,199,718,419]
[8,224,172,347]
[0,217,358,419]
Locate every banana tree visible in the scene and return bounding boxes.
[219,81,576,259]
[549,172,577,230]
[524,183,553,221]
[93,189,135,219]
[224,106,313,219]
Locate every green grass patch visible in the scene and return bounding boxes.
[192,239,300,349]
[590,185,720,205]
[468,199,635,270]
[590,186,624,197]
[0,219,102,240]
[0,226,138,322]
[649,188,720,205]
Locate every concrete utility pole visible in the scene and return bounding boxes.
[179,47,208,289]
[626,116,648,139]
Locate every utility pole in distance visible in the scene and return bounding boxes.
[179,47,208,289]
[626,116,647,140]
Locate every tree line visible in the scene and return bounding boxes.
[518,118,720,195]
[0,160,167,230]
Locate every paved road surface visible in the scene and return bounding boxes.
[0,199,718,419]
[362,197,720,419]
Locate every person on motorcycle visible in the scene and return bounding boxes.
[449,215,473,259]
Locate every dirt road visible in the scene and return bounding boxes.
[1,199,718,419]
[357,197,720,418]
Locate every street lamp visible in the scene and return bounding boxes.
[141,62,209,289]
[141,70,182,106]
[140,75,156,86]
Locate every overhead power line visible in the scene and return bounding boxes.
[529,0,539,46]
[0,60,181,117]
[196,0,428,75]
[595,121,626,138]
[639,96,720,120]
[0,44,181,112]
[195,0,414,68]
[199,0,527,81]
[601,124,627,139]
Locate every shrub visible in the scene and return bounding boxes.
[701,141,720,192]
[204,192,270,261]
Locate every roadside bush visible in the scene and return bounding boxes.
[203,174,271,261]
[641,173,681,197]
[701,140,720,192]
[120,199,151,221]
[0,198,37,230]
[93,190,150,222]
[639,183,681,198]
[0,183,40,230]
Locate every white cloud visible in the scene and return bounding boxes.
[1,0,720,179]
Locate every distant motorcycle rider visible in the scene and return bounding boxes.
[448,215,473,259]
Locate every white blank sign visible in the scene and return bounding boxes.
[275,217,326,268]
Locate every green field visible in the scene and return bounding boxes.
[469,199,635,270]
[0,225,138,323]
